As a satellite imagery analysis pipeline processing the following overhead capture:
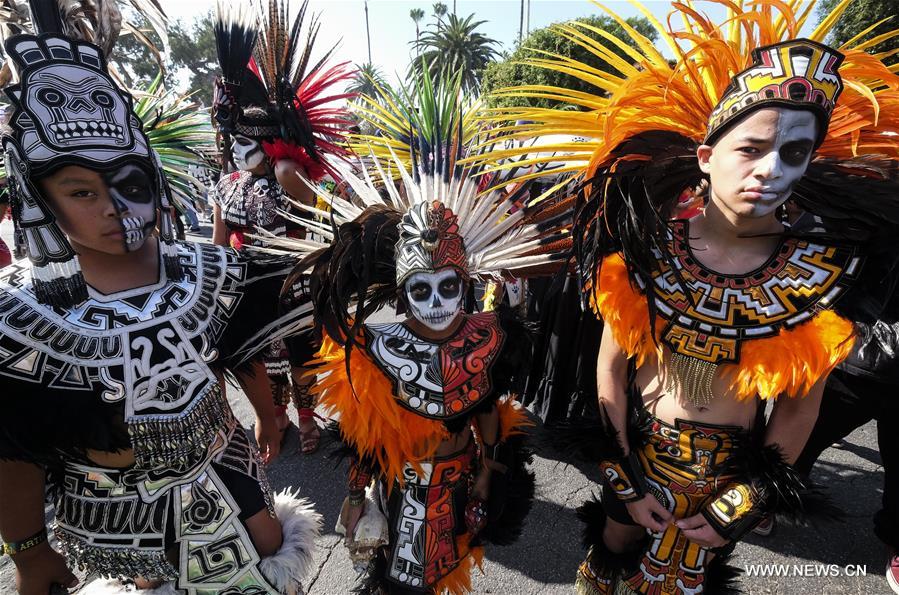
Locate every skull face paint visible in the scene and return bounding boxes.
[103,164,157,251]
[231,135,265,171]
[405,269,464,331]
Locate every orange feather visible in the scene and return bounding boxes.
[310,335,448,488]
[591,253,855,400]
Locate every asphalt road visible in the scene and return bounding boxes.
[0,219,892,594]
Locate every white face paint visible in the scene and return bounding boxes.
[231,134,265,171]
[405,269,463,332]
[104,164,156,252]
[699,108,818,220]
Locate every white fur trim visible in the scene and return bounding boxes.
[76,489,321,595]
[77,578,178,594]
[259,487,323,594]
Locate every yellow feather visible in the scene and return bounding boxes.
[808,0,852,41]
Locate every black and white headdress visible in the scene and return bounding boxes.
[2,33,182,307]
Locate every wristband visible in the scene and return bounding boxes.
[700,482,763,541]
[347,461,372,493]
[2,528,47,556]
[599,451,648,503]
[348,490,365,507]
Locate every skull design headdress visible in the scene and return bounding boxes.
[2,32,183,307]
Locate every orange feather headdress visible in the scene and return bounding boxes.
[475,0,899,401]
[477,0,899,187]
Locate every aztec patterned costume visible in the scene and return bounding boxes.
[211,0,353,437]
[477,1,899,593]
[268,72,573,593]
[0,19,318,595]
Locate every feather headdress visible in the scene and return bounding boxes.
[213,0,355,180]
[259,71,572,352]
[469,0,899,403]
[0,1,184,308]
[478,0,899,180]
[0,0,170,88]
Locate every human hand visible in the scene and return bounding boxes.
[14,542,78,595]
[343,499,365,540]
[624,495,673,533]
[255,414,281,465]
[676,513,730,548]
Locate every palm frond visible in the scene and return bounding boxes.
[133,73,216,208]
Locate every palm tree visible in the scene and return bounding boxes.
[410,8,425,47]
[345,62,389,103]
[519,0,524,43]
[364,0,372,63]
[432,2,447,24]
[410,13,500,93]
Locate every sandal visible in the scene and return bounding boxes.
[297,408,322,455]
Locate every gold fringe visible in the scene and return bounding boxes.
[664,353,717,408]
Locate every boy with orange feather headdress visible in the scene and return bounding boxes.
[473,0,899,593]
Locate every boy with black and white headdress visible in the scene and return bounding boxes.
[0,13,319,595]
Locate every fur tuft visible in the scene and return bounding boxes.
[259,488,323,592]
[704,552,744,595]
[575,497,644,575]
[716,437,842,524]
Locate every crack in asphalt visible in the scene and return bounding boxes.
[306,537,341,593]
[561,484,592,508]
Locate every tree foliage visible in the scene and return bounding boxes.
[346,62,389,102]
[113,10,217,105]
[409,12,500,94]
[480,14,657,109]
[816,0,899,58]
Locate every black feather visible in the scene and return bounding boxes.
[575,130,702,338]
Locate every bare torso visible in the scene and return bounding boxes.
[635,352,759,430]
[629,213,786,431]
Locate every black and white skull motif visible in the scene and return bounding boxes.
[103,164,157,251]
[405,269,464,332]
[250,176,279,226]
[231,134,265,171]
[20,63,136,160]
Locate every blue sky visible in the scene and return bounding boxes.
[158,0,812,86]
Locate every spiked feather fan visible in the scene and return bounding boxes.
[213,0,265,104]
[251,0,355,172]
[477,0,899,183]
[347,63,481,179]
[133,73,217,211]
[253,74,573,353]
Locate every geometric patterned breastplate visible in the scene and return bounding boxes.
[648,219,860,366]
[364,311,506,420]
[0,241,248,470]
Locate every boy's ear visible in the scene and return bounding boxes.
[696,144,713,175]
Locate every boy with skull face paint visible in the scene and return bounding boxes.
[0,31,324,595]
[210,1,355,456]
[272,68,584,589]
[476,3,899,593]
